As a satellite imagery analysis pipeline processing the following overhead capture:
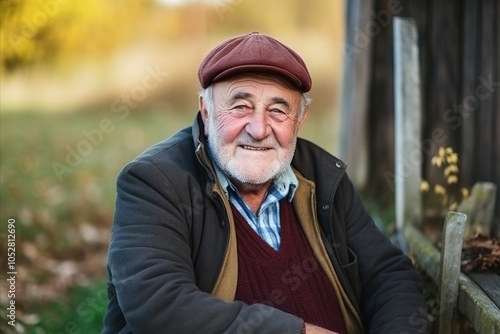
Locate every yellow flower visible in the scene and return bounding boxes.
[420,181,430,192]
[447,153,459,164]
[431,156,442,167]
[434,184,447,195]
[438,147,446,158]
[423,146,467,210]
[444,165,459,176]
[447,175,458,184]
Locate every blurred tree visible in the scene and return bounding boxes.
[0,0,153,74]
[205,0,339,36]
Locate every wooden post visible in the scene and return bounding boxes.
[438,211,467,334]
[458,182,497,238]
[339,0,374,188]
[393,17,423,232]
[404,223,500,334]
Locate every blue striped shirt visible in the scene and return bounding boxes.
[213,165,298,251]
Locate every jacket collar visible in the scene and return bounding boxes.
[192,112,218,183]
[191,111,205,149]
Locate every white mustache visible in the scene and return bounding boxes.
[235,134,278,149]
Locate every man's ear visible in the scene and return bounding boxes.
[297,106,309,130]
[199,95,209,136]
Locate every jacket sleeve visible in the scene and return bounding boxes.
[341,176,428,334]
[103,159,304,334]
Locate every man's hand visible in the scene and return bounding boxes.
[304,322,339,334]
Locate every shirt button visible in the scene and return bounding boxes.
[321,204,330,210]
[335,161,342,168]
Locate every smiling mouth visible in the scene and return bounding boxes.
[241,145,271,151]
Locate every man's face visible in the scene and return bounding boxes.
[201,74,308,186]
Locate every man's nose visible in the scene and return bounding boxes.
[245,109,271,140]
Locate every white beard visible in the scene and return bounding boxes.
[206,116,296,185]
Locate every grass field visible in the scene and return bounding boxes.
[0,109,197,333]
[0,108,338,332]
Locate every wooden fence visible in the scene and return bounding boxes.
[341,1,500,332]
[340,0,500,225]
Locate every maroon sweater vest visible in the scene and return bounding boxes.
[232,200,346,333]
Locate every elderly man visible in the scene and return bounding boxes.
[103,32,427,333]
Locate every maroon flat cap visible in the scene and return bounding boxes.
[198,32,312,92]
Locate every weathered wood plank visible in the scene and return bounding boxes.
[405,223,500,333]
[467,272,500,310]
[393,17,423,231]
[494,0,500,237]
[459,0,478,190]
[404,224,440,283]
[362,0,395,199]
[424,1,462,181]
[339,0,374,188]
[458,182,497,238]
[477,0,496,180]
[438,212,467,334]
[457,274,500,333]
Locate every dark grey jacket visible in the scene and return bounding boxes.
[103,113,427,333]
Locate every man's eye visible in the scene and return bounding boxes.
[269,109,290,121]
[233,105,253,113]
[230,105,252,116]
[270,108,285,114]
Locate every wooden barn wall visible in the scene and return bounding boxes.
[360,0,500,218]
